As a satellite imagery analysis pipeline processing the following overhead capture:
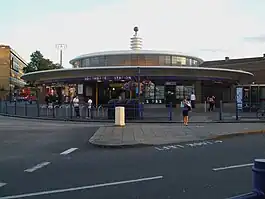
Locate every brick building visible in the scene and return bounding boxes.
[0,45,27,99]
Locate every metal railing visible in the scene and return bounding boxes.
[1,100,265,122]
[0,101,176,121]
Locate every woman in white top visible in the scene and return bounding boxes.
[190,92,196,109]
[73,96,80,117]
[87,97,92,118]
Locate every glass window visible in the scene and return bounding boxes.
[165,56,171,65]
[159,56,171,66]
[172,56,187,66]
[131,55,138,66]
[81,58,90,67]
[98,56,105,66]
[176,86,184,99]
[144,82,155,100]
[193,60,198,66]
[106,55,131,66]
[155,85,164,99]
[90,57,99,66]
[172,56,179,65]
[145,55,159,66]
[176,57,186,66]
[176,85,194,100]
[186,58,192,66]
[12,58,20,72]
[184,86,194,99]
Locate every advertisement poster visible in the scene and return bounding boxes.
[236,87,243,110]
[77,84,83,95]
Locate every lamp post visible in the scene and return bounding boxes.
[55,44,67,67]
[137,67,141,102]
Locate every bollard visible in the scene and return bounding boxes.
[219,100,223,121]
[52,104,55,118]
[204,101,207,112]
[236,101,239,120]
[115,106,125,127]
[14,100,17,115]
[169,102,172,121]
[25,102,28,116]
[140,103,144,120]
[5,101,7,114]
[252,159,265,196]
[36,101,40,117]
[70,103,73,119]
[228,159,265,199]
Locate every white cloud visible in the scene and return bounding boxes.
[1,0,265,67]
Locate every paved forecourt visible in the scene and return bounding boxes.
[89,122,265,146]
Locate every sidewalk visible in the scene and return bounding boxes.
[89,123,265,147]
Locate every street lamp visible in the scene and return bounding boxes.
[55,44,67,67]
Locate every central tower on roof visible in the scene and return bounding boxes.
[130,26,143,50]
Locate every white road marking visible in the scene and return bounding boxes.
[176,145,184,148]
[155,140,223,151]
[154,147,164,151]
[24,162,50,173]
[60,148,78,155]
[213,163,254,171]
[214,140,223,143]
[0,176,163,199]
[0,182,6,188]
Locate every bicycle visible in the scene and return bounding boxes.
[256,108,265,119]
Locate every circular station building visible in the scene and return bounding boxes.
[21,27,253,107]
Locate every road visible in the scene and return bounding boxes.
[0,117,265,199]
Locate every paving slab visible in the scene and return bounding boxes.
[89,123,265,147]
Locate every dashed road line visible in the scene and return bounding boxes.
[0,182,6,188]
[0,176,163,199]
[24,162,50,173]
[212,163,254,171]
[60,148,78,155]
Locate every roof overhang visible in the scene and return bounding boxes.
[21,66,254,83]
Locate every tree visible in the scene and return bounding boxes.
[23,51,63,73]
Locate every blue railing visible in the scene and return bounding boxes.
[0,100,175,121]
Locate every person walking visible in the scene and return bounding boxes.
[182,99,191,126]
[87,97,92,118]
[190,92,196,109]
[207,95,215,112]
[73,95,80,117]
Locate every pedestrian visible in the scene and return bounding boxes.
[45,94,49,108]
[87,97,92,118]
[182,99,191,126]
[73,95,80,117]
[190,92,196,109]
[207,95,215,112]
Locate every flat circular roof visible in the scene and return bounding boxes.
[21,66,253,83]
[69,50,204,64]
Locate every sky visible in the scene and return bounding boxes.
[1,0,265,68]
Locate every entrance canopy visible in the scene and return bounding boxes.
[21,66,253,84]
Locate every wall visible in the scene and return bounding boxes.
[0,46,11,92]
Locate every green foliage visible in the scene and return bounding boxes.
[23,51,63,73]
